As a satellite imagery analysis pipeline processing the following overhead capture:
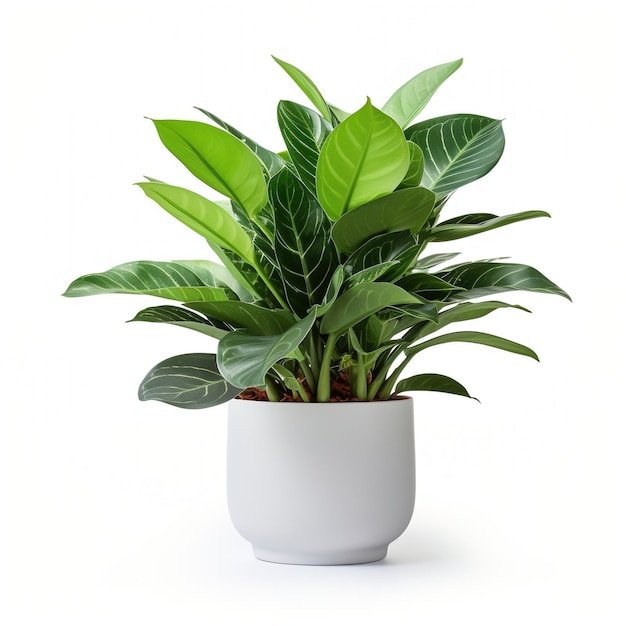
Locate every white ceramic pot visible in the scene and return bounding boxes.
[227,397,415,565]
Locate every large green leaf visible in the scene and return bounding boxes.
[194,107,285,176]
[405,330,539,360]
[272,56,332,122]
[405,114,505,194]
[398,141,425,188]
[136,183,255,264]
[413,252,460,271]
[186,300,295,336]
[268,168,338,315]
[345,261,400,288]
[346,231,417,274]
[395,373,475,399]
[173,259,254,303]
[332,187,435,254]
[63,260,232,302]
[128,305,229,339]
[151,119,267,217]
[316,99,410,220]
[138,353,241,409]
[277,100,332,195]
[429,210,550,242]
[217,309,317,388]
[382,58,463,128]
[437,262,571,301]
[320,282,422,335]
[396,273,466,300]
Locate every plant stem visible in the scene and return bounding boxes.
[298,359,316,395]
[367,344,404,400]
[355,352,367,401]
[378,355,411,400]
[316,332,338,402]
[272,365,310,402]
[264,375,282,402]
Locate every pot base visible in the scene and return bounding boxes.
[253,545,388,566]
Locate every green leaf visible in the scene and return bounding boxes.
[63,260,232,302]
[316,99,410,220]
[128,305,229,339]
[404,300,530,343]
[382,59,463,128]
[398,141,424,188]
[185,301,295,335]
[405,330,539,361]
[217,309,317,388]
[429,210,550,242]
[277,100,332,195]
[151,119,267,217]
[346,231,417,274]
[395,373,475,400]
[329,104,349,123]
[396,273,466,300]
[173,259,254,303]
[315,265,344,316]
[194,107,285,177]
[272,56,332,122]
[138,353,241,409]
[345,261,400,288]
[332,187,435,254]
[413,252,460,270]
[320,282,422,335]
[268,168,338,315]
[437,262,571,301]
[135,183,255,264]
[406,114,505,194]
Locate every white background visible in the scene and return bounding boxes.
[2,1,624,624]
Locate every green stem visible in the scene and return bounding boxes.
[264,375,282,402]
[308,331,320,380]
[316,332,338,402]
[298,359,317,395]
[356,352,367,401]
[368,344,404,400]
[272,364,310,403]
[379,356,411,400]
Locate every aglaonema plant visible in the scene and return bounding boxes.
[63,56,570,407]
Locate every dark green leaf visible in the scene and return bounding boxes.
[315,265,344,316]
[128,305,229,339]
[332,187,435,254]
[413,252,460,271]
[186,301,296,335]
[63,260,232,302]
[395,373,475,399]
[406,114,505,194]
[268,168,338,315]
[429,210,550,242]
[217,309,317,388]
[398,141,424,188]
[277,100,332,195]
[437,262,571,301]
[346,231,417,274]
[396,273,466,300]
[345,261,400,288]
[138,353,241,409]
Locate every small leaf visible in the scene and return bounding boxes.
[395,373,476,400]
[345,261,400,288]
[346,231,417,274]
[382,59,463,128]
[405,330,539,361]
[429,211,551,242]
[128,305,229,339]
[332,187,435,254]
[316,99,410,220]
[272,56,332,122]
[217,309,317,388]
[398,141,424,188]
[406,114,505,194]
[135,183,255,264]
[315,265,344,316]
[413,252,461,271]
[151,119,267,217]
[138,353,242,409]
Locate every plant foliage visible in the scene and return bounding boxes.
[64,57,570,407]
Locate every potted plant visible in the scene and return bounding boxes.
[64,56,569,565]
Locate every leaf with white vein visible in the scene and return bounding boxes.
[63,260,233,302]
[405,114,505,194]
[217,309,317,388]
[395,373,475,399]
[277,100,332,195]
[269,168,338,315]
[139,353,241,409]
[128,305,229,339]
